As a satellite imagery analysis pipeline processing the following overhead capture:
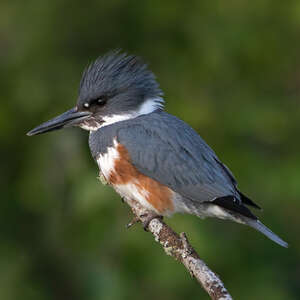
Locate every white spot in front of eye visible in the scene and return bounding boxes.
[84,102,90,108]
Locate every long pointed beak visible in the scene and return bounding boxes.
[27,107,92,136]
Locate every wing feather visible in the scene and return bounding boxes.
[116,111,239,203]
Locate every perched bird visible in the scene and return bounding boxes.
[27,51,287,247]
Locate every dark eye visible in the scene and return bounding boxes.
[83,96,107,109]
[94,96,107,106]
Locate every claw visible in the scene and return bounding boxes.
[126,213,163,230]
[140,213,163,231]
[126,216,140,229]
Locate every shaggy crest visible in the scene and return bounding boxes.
[78,50,163,106]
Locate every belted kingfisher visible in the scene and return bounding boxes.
[27,51,287,247]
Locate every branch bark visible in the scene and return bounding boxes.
[125,198,233,300]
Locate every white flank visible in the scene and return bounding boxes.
[172,194,191,214]
[204,205,233,220]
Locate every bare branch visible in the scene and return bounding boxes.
[125,198,233,300]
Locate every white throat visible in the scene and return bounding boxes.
[79,97,164,131]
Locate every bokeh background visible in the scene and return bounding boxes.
[1,1,300,299]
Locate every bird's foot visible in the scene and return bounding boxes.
[126,212,163,231]
[140,213,163,231]
[126,215,140,229]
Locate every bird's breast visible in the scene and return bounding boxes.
[96,139,175,215]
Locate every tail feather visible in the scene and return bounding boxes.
[213,196,258,220]
[239,191,261,210]
[208,195,287,247]
[243,218,288,248]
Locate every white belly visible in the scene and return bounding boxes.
[114,182,158,212]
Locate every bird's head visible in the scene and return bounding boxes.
[27,51,163,136]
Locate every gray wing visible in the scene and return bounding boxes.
[116,112,240,203]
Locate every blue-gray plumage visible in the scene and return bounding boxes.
[90,111,238,202]
[27,50,288,248]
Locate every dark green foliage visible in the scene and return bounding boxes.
[0,1,299,299]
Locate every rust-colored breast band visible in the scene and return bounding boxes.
[109,143,174,214]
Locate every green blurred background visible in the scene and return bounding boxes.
[1,1,300,299]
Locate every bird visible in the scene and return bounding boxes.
[27,50,288,247]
